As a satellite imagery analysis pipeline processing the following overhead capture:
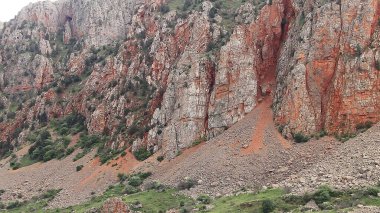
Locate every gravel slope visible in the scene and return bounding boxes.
[143,99,341,197]
[281,124,380,194]
[0,149,139,208]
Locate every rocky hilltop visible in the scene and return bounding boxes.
[0,0,378,161]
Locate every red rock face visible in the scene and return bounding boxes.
[274,0,380,135]
[208,0,293,137]
[0,0,379,157]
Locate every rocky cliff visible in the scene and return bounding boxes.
[0,0,378,159]
[274,0,380,137]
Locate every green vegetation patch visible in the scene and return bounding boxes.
[123,189,194,212]
[209,188,291,213]
[27,130,71,162]
[2,189,61,212]
[3,184,380,212]
[50,113,86,136]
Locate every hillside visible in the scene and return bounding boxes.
[0,0,379,211]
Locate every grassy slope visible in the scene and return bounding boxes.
[3,185,380,212]
[123,189,193,212]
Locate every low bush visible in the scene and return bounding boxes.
[118,173,128,182]
[197,195,211,204]
[157,155,164,162]
[40,189,61,201]
[145,181,165,191]
[293,133,309,143]
[364,187,379,196]
[28,130,71,162]
[262,199,275,213]
[0,202,5,209]
[124,185,140,194]
[356,121,373,131]
[192,135,206,147]
[177,178,197,190]
[133,148,152,161]
[137,172,152,179]
[62,75,81,87]
[160,5,170,14]
[76,165,84,171]
[65,147,75,156]
[313,186,333,204]
[128,176,143,187]
[6,201,22,209]
[51,113,86,136]
[73,152,85,161]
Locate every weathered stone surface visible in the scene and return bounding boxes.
[274,0,380,135]
[100,197,130,213]
[0,0,378,159]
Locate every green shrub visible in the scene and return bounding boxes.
[52,113,86,136]
[262,199,275,213]
[365,187,379,196]
[192,135,206,147]
[43,150,57,161]
[65,147,75,156]
[7,112,16,119]
[133,148,152,161]
[208,7,217,19]
[335,133,356,142]
[97,145,117,164]
[355,44,362,57]
[0,141,13,159]
[0,202,5,209]
[317,130,327,138]
[118,173,128,182]
[177,178,197,190]
[73,152,85,161]
[197,195,211,204]
[356,121,373,131]
[179,208,190,213]
[160,5,170,14]
[128,176,143,187]
[124,185,140,194]
[313,186,333,204]
[40,189,61,201]
[182,0,192,10]
[145,181,164,191]
[76,165,84,171]
[157,155,164,162]
[6,201,21,209]
[299,12,305,27]
[137,172,152,179]
[62,75,81,87]
[10,162,21,170]
[77,134,104,149]
[293,133,309,143]
[376,60,380,70]
[127,124,140,135]
[282,194,310,205]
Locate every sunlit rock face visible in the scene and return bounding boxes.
[0,0,378,158]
